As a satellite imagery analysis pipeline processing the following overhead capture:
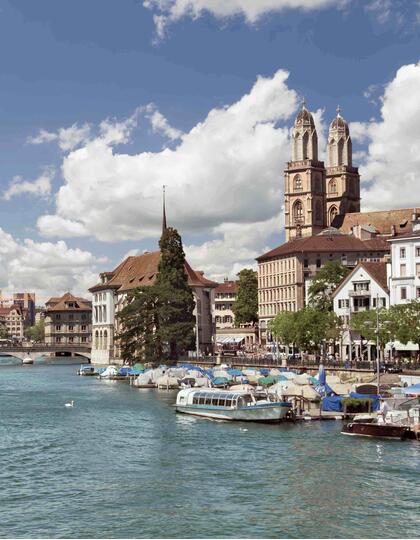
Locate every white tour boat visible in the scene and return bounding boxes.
[175,388,292,422]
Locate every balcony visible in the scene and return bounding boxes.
[348,289,371,297]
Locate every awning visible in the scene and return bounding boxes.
[216,336,245,344]
[385,341,419,351]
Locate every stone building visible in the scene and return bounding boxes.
[285,104,360,241]
[213,279,237,329]
[89,251,218,365]
[44,292,92,345]
[257,230,389,342]
[0,304,26,341]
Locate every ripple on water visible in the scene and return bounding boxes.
[0,364,419,538]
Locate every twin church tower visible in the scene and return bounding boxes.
[284,102,360,241]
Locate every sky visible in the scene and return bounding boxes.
[1,0,420,303]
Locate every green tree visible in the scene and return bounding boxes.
[156,227,195,361]
[233,269,258,325]
[25,319,45,342]
[117,286,162,366]
[351,307,395,358]
[390,301,420,354]
[269,307,340,353]
[308,261,350,311]
[0,324,9,339]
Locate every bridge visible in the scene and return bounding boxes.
[0,344,91,362]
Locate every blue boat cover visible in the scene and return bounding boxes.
[322,393,380,412]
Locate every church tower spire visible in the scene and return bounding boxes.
[325,107,360,225]
[284,100,326,241]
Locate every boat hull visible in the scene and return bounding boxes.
[175,403,291,422]
[341,422,411,440]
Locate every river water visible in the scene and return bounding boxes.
[0,360,419,539]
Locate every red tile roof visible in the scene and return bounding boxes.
[256,233,389,261]
[89,251,218,293]
[333,208,414,236]
[214,280,238,294]
[45,292,91,312]
[332,261,389,298]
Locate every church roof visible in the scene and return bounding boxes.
[295,105,315,128]
[256,234,389,262]
[332,208,413,237]
[89,251,218,293]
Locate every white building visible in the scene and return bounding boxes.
[333,262,389,324]
[89,251,217,365]
[388,210,420,305]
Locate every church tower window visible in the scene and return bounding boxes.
[329,206,338,225]
[294,175,302,191]
[293,200,304,224]
[329,179,337,193]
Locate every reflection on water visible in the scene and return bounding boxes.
[0,364,419,539]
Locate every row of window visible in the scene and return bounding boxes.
[94,293,107,302]
[259,259,295,276]
[399,263,420,277]
[55,337,88,343]
[260,302,296,315]
[259,273,295,289]
[54,314,88,320]
[399,287,420,300]
[93,306,107,323]
[215,293,236,299]
[55,325,88,332]
[259,286,296,303]
[215,316,233,323]
[399,247,420,259]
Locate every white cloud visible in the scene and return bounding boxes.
[143,0,344,38]
[145,104,183,141]
[27,123,91,151]
[0,229,100,302]
[185,214,281,280]
[353,61,420,210]
[37,70,298,247]
[3,168,55,201]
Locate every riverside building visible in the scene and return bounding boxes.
[257,102,415,343]
[44,292,92,345]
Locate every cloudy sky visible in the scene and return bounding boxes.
[1,0,420,302]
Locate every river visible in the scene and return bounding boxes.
[0,360,419,538]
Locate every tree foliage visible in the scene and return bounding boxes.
[308,261,350,311]
[390,301,420,349]
[269,307,340,352]
[25,319,45,342]
[351,308,395,351]
[0,324,9,339]
[233,269,258,325]
[117,227,195,365]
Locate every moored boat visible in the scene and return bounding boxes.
[341,421,411,440]
[22,356,33,365]
[175,388,292,422]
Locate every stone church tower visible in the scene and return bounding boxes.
[284,104,360,240]
[325,107,360,225]
[284,102,326,241]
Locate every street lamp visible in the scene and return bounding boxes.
[365,294,391,395]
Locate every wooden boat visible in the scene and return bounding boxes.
[175,388,292,422]
[341,421,411,440]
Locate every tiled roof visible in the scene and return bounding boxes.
[256,233,389,261]
[45,292,91,312]
[214,280,238,294]
[89,251,218,293]
[388,228,420,241]
[333,208,414,236]
[332,261,389,298]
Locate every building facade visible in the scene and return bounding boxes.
[332,262,389,324]
[0,305,26,341]
[89,251,218,365]
[285,104,360,241]
[44,292,92,345]
[257,231,389,342]
[388,211,420,305]
[213,280,237,329]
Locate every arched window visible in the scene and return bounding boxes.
[302,131,309,159]
[328,138,336,167]
[95,330,99,350]
[293,200,304,224]
[99,330,103,350]
[294,175,302,191]
[102,305,107,323]
[103,330,108,350]
[337,138,344,166]
[329,179,337,194]
[329,206,338,225]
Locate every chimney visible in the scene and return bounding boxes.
[391,224,396,237]
[412,208,420,232]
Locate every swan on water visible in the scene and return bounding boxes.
[65,400,74,408]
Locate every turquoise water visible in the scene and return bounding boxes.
[0,360,419,539]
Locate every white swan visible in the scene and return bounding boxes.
[65,400,74,408]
